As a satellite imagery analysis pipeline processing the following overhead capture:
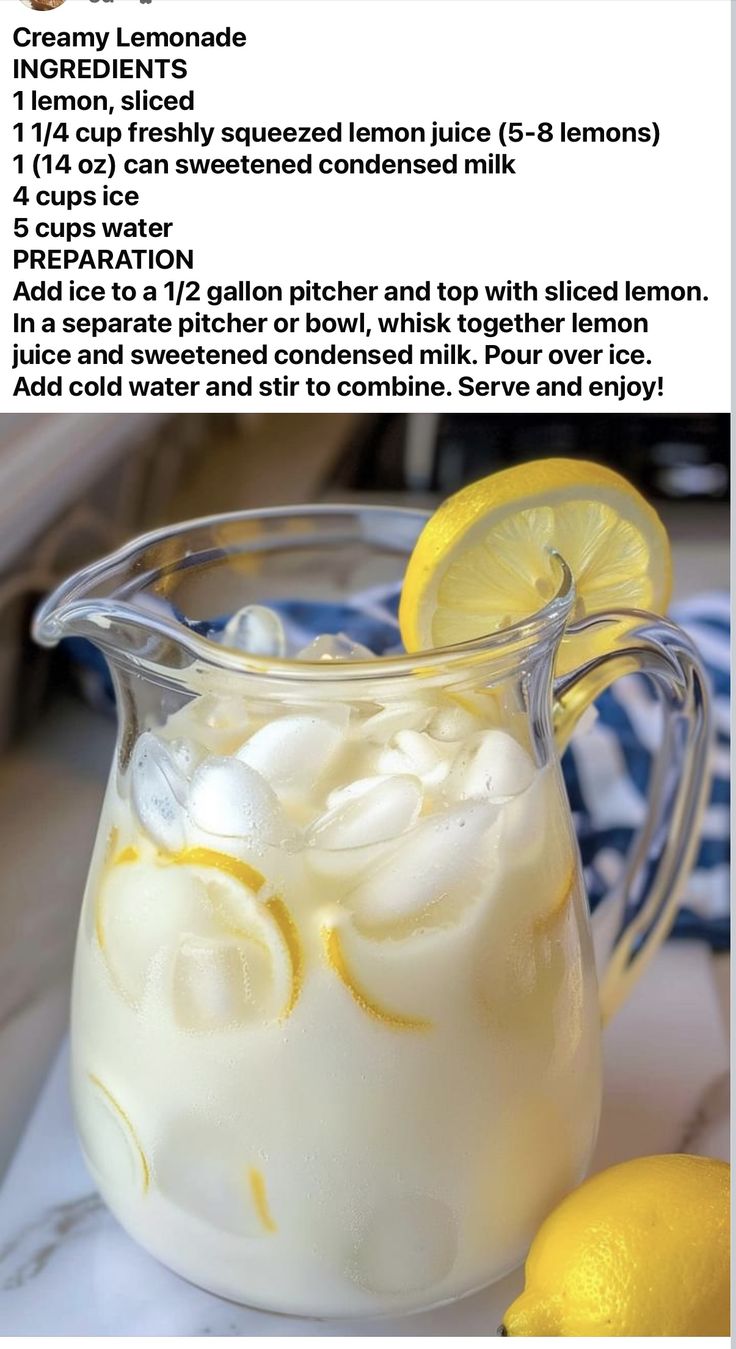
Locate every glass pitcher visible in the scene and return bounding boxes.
[33,505,711,1318]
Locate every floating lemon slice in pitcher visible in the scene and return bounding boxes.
[399,458,672,676]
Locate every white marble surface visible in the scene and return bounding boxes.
[0,941,727,1337]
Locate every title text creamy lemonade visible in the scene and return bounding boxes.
[72,661,600,1314]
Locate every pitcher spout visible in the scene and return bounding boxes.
[33,507,576,686]
[34,569,122,649]
[33,558,158,654]
[31,522,198,669]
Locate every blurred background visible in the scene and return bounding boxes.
[0,410,728,1177]
[0,410,727,743]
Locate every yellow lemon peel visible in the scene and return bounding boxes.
[247,1166,278,1234]
[95,898,107,953]
[88,1072,150,1193]
[167,846,266,894]
[165,848,303,1020]
[114,846,140,865]
[264,896,303,1018]
[321,926,431,1032]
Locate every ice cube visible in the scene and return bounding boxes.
[347,800,498,932]
[376,730,452,788]
[156,1118,270,1237]
[426,700,484,742]
[353,1194,457,1294]
[304,837,395,883]
[495,766,571,883]
[297,632,374,661]
[307,774,422,851]
[188,756,294,847]
[167,737,200,778]
[189,695,251,756]
[77,1074,149,1196]
[130,732,187,852]
[326,775,394,810]
[236,715,346,800]
[447,730,535,801]
[359,701,432,743]
[98,863,215,1003]
[222,604,287,658]
[313,779,403,878]
[172,866,293,1022]
[172,933,273,1032]
[280,699,351,733]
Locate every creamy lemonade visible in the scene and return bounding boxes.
[71,622,601,1316]
[34,465,709,1316]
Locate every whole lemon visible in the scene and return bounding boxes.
[502,1154,730,1336]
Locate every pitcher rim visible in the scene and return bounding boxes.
[33,503,576,682]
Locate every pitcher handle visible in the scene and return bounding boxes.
[553,611,712,1024]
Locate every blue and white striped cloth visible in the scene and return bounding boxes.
[66,590,730,950]
[565,593,730,952]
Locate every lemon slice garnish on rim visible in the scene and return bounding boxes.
[399,458,672,675]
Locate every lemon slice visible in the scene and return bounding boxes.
[168,846,266,897]
[99,847,303,1021]
[170,850,303,1021]
[321,925,431,1031]
[82,1073,150,1193]
[399,459,671,673]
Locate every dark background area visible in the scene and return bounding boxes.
[334,413,729,502]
